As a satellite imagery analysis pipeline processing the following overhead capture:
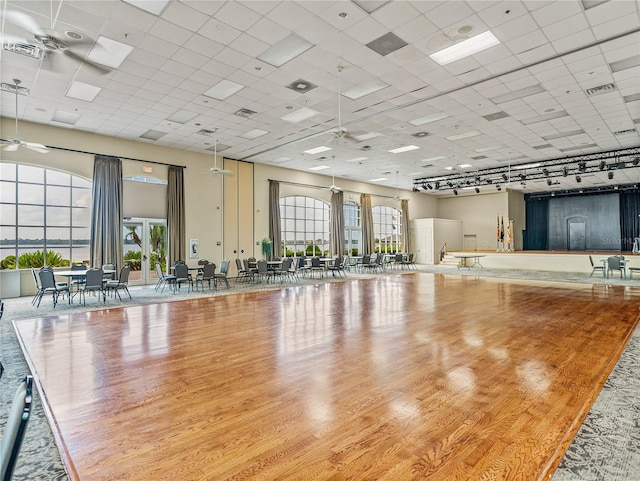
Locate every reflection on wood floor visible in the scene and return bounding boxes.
[14,273,639,481]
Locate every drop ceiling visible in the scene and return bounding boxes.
[1,0,639,195]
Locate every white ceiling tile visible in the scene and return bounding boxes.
[370,1,421,31]
[198,17,243,46]
[161,1,209,31]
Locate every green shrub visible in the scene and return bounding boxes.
[16,250,69,269]
[0,255,16,269]
[124,250,142,271]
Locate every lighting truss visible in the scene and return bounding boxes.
[412,147,640,192]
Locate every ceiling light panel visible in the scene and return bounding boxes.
[429,31,500,66]
[342,79,389,100]
[203,80,245,100]
[52,111,81,125]
[87,36,135,69]
[241,129,268,139]
[489,84,546,104]
[66,81,101,102]
[281,107,320,123]
[309,165,331,171]
[166,110,198,124]
[446,130,481,141]
[409,112,449,126]
[389,145,419,153]
[122,0,170,15]
[304,146,332,154]
[257,34,314,67]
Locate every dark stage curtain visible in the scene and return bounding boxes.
[620,191,640,251]
[523,197,549,250]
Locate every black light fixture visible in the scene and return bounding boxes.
[412,186,419,192]
[578,161,586,172]
[496,184,501,191]
[563,167,568,177]
[599,160,606,170]
[502,173,508,181]
[608,171,614,179]
[543,168,549,176]
[421,183,429,191]
[435,181,440,189]
[474,186,480,193]
[547,179,552,186]
[576,175,581,183]
[453,189,458,196]
[633,157,640,166]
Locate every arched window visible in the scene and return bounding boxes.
[280,196,330,257]
[372,205,402,254]
[343,200,361,256]
[0,163,91,269]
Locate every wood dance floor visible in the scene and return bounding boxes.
[13,273,639,481]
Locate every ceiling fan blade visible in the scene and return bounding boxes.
[2,10,46,36]
[24,141,49,153]
[63,49,112,74]
[4,143,20,152]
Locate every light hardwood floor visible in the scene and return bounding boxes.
[13,273,639,481]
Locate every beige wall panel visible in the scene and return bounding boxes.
[123,181,167,219]
[237,161,255,260]
[508,190,525,250]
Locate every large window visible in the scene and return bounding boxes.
[0,163,92,269]
[344,200,361,256]
[280,196,330,257]
[372,205,402,253]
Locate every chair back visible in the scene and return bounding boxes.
[235,258,243,271]
[38,268,56,289]
[589,255,595,267]
[117,265,131,283]
[155,262,165,278]
[333,256,341,268]
[0,298,4,320]
[311,257,321,268]
[202,262,216,278]
[198,259,209,265]
[297,257,306,268]
[71,264,87,271]
[174,263,189,280]
[85,268,104,288]
[362,254,371,265]
[248,257,256,263]
[219,260,230,275]
[281,258,292,271]
[256,259,268,274]
[607,256,621,269]
[30,268,40,289]
[395,253,403,263]
[243,259,251,272]
[0,375,33,481]
[102,263,115,271]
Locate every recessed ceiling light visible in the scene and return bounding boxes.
[309,165,331,171]
[86,36,133,69]
[304,146,332,155]
[409,112,449,126]
[203,80,244,101]
[370,177,388,182]
[429,31,500,65]
[342,80,389,100]
[66,81,101,102]
[282,107,320,123]
[421,155,447,162]
[241,129,268,140]
[350,132,382,141]
[489,84,545,104]
[166,110,197,124]
[344,156,369,163]
[457,163,472,169]
[446,130,481,141]
[258,34,314,67]
[389,145,420,153]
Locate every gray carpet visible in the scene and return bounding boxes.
[1,266,638,480]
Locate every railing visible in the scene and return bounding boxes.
[439,243,447,262]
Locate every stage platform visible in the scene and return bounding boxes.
[443,250,639,274]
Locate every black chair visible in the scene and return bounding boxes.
[589,255,604,277]
[607,256,626,278]
[195,262,216,291]
[155,262,176,292]
[37,267,69,307]
[214,260,231,289]
[173,263,192,292]
[0,375,33,481]
[78,268,105,305]
[105,265,132,301]
[326,256,345,277]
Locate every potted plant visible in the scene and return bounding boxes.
[261,238,273,260]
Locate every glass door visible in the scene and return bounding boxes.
[122,219,167,285]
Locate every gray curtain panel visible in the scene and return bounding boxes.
[360,193,374,255]
[401,199,410,254]
[268,180,281,259]
[90,155,123,269]
[167,166,185,267]
[330,190,345,258]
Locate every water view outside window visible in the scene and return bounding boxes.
[344,200,361,256]
[0,163,91,269]
[280,196,330,257]
[372,205,402,253]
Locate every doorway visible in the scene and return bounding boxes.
[463,234,477,251]
[122,219,167,285]
[567,219,586,251]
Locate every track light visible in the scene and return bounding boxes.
[475,187,480,193]
[633,157,640,166]
[453,189,458,196]
[547,179,552,186]
[502,173,508,181]
[421,183,428,191]
[608,171,614,179]
[578,161,586,172]
[576,175,581,183]
[435,181,440,189]
[599,160,606,170]
[412,186,419,192]
[563,167,568,177]
[496,184,501,191]
[543,168,549,176]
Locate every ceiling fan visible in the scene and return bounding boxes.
[1,79,49,154]
[1,9,111,73]
[393,171,404,200]
[209,137,233,176]
[328,66,366,145]
[325,156,343,193]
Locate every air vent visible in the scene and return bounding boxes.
[2,41,42,59]
[197,129,216,136]
[411,131,429,138]
[614,129,637,136]
[0,82,29,95]
[235,108,257,118]
[585,83,616,96]
[359,145,372,151]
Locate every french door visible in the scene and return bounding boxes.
[122,218,167,285]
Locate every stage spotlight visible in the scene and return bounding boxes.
[633,157,640,166]
[576,175,581,183]
[563,167,568,177]
[447,181,453,188]
[608,171,614,179]
[502,173,508,181]
[412,186,419,192]
[453,189,458,196]
[496,184,501,191]
[599,160,606,170]
[578,161,586,172]
[475,187,480,193]
[487,178,493,184]
[426,183,433,190]
[519,173,526,181]
[547,179,552,186]
[543,168,549,176]
[421,183,429,191]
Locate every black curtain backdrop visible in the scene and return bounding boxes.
[620,191,640,251]
[523,197,549,250]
